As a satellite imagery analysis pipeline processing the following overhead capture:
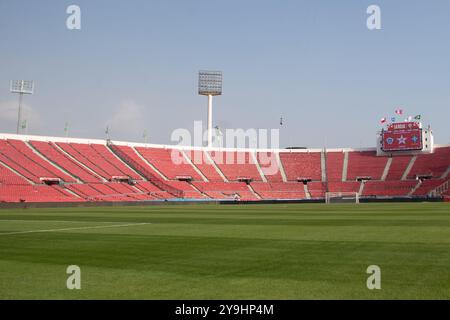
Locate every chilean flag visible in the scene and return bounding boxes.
[395,109,404,115]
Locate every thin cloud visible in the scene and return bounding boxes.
[0,100,43,133]
[105,100,146,139]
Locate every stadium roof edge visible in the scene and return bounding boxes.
[0,132,448,153]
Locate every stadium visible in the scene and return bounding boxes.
[1,1,450,302]
[1,104,449,300]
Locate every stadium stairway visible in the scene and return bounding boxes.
[402,156,417,180]
[208,151,264,182]
[407,180,422,196]
[251,151,268,182]
[385,155,412,181]
[381,157,392,181]
[246,183,262,200]
[303,184,311,199]
[180,150,209,182]
[276,152,288,182]
[442,167,450,179]
[0,161,33,185]
[255,151,285,182]
[358,181,365,195]
[187,181,210,198]
[131,146,170,181]
[342,151,349,182]
[185,150,228,182]
[321,150,327,182]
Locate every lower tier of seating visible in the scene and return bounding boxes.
[251,182,306,199]
[192,181,259,200]
[0,185,82,203]
[412,179,445,196]
[65,181,177,201]
[1,178,447,202]
[362,181,418,197]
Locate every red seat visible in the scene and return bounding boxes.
[347,151,387,180]
[279,152,322,181]
[209,151,262,181]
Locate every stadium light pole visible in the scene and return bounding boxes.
[198,71,222,148]
[10,80,34,134]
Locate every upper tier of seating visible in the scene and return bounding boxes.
[185,150,224,181]
[0,163,30,185]
[0,139,75,183]
[30,141,103,183]
[209,151,262,181]
[347,151,388,180]
[326,152,344,182]
[136,147,203,180]
[279,152,322,181]
[57,143,142,180]
[408,147,450,179]
[385,155,412,180]
[256,152,283,182]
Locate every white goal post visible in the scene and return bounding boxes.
[325,192,360,204]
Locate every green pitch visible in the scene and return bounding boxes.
[0,202,449,299]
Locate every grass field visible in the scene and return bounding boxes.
[0,202,449,299]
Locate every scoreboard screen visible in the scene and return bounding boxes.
[381,122,423,152]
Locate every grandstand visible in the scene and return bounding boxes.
[0,131,448,204]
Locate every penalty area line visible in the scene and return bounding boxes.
[0,222,151,236]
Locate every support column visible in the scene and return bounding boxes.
[207,94,213,147]
[16,93,23,134]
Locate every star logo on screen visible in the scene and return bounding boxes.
[397,135,407,144]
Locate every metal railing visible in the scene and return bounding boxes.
[428,180,449,197]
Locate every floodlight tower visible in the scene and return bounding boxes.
[198,71,222,147]
[10,80,34,134]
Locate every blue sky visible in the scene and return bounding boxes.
[0,0,449,148]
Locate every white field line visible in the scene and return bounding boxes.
[0,222,150,236]
[0,219,139,224]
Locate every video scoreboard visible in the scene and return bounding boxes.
[381,122,423,152]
